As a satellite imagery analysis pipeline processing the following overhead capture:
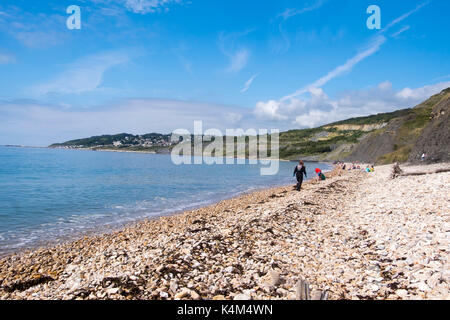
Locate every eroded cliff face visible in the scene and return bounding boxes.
[343,120,404,164]
[409,90,450,163]
[344,88,450,164]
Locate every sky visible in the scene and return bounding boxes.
[0,0,449,146]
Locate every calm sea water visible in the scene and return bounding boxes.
[0,146,330,255]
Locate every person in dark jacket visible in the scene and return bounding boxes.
[293,160,307,191]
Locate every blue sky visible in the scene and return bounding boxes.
[0,0,449,146]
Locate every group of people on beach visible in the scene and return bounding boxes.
[336,161,374,173]
[337,161,360,170]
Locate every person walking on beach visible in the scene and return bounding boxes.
[293,160,307,191]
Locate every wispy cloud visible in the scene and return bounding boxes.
[241,73,259,93]
[277,0,326,21]
[227,49,250,73]
[281,35,386,101]
[380,1,430,34]
[30,51,130,96]
[272,0,326,54]
[218,30,254,73]
[432,74,450,82]
[0,6,68,48]
[123,0,183,14]
[391,25,411,38]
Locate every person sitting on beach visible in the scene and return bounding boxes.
[319,171,326,181]
[315,168,326,181]
[293,160,307,191]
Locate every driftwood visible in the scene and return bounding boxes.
[391,163,450,179]
[399,168,450,176]
[296,278,328,300]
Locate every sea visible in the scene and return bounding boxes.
[0,146,331,255]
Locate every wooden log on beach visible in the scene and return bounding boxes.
[399,168,450,177]
[391,163,450,179]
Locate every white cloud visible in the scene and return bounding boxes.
[254,100,289,121]
[30,51,130,96]
[396,82,450,101]
[378,80,393,91]
[123,0,181,14]
[241,73,259,93]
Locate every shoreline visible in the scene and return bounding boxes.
[0,179,301,259]
[1,163,448,300]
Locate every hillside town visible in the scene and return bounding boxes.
[50,133,177,150]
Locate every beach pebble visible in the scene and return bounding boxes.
[234,294,251,301]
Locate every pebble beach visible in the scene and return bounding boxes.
[0,163,448,300]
